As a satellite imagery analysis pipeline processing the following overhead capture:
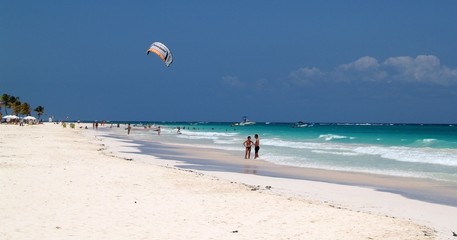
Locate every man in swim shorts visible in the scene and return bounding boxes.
[254,134,260,159]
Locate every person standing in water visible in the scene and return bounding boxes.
[254,134,260,159]
[243,136,254,159]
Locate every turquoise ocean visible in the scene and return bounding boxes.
[106,122,457,184]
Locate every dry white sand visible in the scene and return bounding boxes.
[0,123,446,239]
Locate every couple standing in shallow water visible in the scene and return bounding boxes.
[243,134,260,159]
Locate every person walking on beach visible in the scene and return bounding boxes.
[243,136,254,159]
[254,134,260,159]
[127,123,131,135]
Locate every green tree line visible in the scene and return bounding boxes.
[1,93,45,119]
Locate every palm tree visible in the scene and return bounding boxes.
[21,102,31,116]
[1,93,44,120]
[1,93,10,115]
[8,96,18,114]
[34,106,45,120]
[12,100,22,116]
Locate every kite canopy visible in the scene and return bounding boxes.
[147,42,173,67]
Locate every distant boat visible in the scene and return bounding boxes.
[293,121,310,128]
[232,116,256,126]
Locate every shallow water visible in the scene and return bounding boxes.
[115,122,457,184]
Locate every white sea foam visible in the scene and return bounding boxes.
[177,130,239,141]
[414,138,438,147]
[262,152,452,181]
[353,145,457,166]
[311,150,360,156]
[262,138,323,149]
[318,134,350,141]
[181,130,238,138]
[261,138,359,156]
[261,153,311,167]
[262,153,434,179]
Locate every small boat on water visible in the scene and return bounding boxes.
[232,116,256,126]
[293,121,311,128]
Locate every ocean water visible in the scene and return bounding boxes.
[112,122,457,184]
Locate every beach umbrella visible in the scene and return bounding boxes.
[23,116,36,120]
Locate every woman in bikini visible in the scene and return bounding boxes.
[243,136,254,159]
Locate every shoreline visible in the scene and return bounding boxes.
[1,123,453,239]
[94,125,457,238]
[97,127,457,207]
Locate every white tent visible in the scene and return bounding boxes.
[2,115,19,123]
[2,115,19,119]
[23,115,38,124]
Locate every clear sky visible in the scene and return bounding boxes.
[1,1,457,123]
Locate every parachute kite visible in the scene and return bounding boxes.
[146,42,173,67]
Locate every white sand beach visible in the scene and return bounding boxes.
[1,123,454,239]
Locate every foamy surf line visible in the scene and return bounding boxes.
[121,123,457,184]
[95,127,457,208]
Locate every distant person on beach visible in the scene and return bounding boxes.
[254,134,260,159]
[243,136,254,159]
[127,123,131,135]
[177,126,181,134]
[157,126,161,135]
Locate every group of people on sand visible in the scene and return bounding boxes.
[243,134,260,159]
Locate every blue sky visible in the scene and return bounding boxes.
[1,1,457,123]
